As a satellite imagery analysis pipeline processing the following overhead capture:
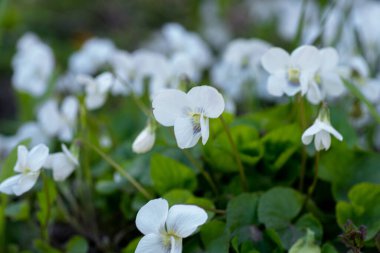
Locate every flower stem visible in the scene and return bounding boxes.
[302,151,320,209]
[80,139,153,199]
[219,115,248,191]
[182,149,218,195]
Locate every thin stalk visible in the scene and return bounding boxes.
[219,116,248,191]
[302,152,320,209]
[182,149,218,195]
[80,139,153,199]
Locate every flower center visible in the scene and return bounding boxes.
[161,232,180,251]
[288,68,300,86]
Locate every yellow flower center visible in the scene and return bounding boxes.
[288,68,300,85]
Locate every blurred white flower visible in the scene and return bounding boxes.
[12,33,54,97]
[69,38,116,75]
[306,48,345,104]
[0,144,49,196]
[261,45,321,97]
[135,198,207,253]
[132,124,156,154]
[153,86,224,149]
[0,122,49,156]
[44,144,78,181]
[302,108,343,151]
[77,72,114,110]
[211,38,271,99]
[110,50,136,96]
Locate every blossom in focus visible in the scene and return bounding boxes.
[44,144,79,181]
[135,198,207,253]
[152,86,225,149]
[302,107,343,151]
[0,144,49,196]
[132,124,156,154]
[77,72,114,110]
[306,47,345,104]
[12,33,54,97]
[37,96,79,141]
[261,45,321,97]
[69,38,116,75]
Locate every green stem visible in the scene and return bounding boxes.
[80,139,153,199]
[0,195,6,252]
[0,0,8,44]
[79,100,93,187]
[342,78,380,124]
[302,151,320,209]
[219,116,248,191]
[182,149,218,195]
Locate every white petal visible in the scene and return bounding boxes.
[61,96,79,123]
[62,144,79,166]
[38,100,62,136]
[314,132,326,151]
[320,131,331,150]
[136,198,168,235]
[13,173,40,196]
[267,75,287,96]
[319,47,339,71]
[187,86,225,118]
[166,204,208,238]
[96,72,114,93]
[261,48,290,74]
[48,153,76,181]
[301,122,322,144]
[27,144,49,172]
[86,94,106,110]
[321,73,345,96]
[291,45,320,72]
[132,127,156,154]
[200,116,209,145]
[318,121,343,141]
[14,145,28,173]
[306,81,323,105]
[170,236,182,253]
[135,234,168,253]
[0,175,22,195]
[283,82,301,96]
[174,117,201,149]
[152,89,190,126]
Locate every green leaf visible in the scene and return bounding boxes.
[203,124,262,172]
[36,177,57,227]
[150,154,197,194]
[336,182,380,240]
[121,237,141,253]
[200,220,226,247]
[261,124,301,171]
[295,213,323,242]
[95,180,119,195]
[258,187,304,229]
[321,243,338,253]
[163,189,193,206]
[320,143,380,200]
[65,236,89,253]
[34,239,61,253]
[5,200,30,221]
[226,193,260,232]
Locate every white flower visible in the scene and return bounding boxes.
[77,72,114,110]
[261,45,321,97]
[302,109,343,151]
[132,125,156,154]
[110,50,136,96]
[0,144,49,196]
[69,38,116,75]
[38,96,79,141]
[152,86,225,149]
[12,33,54,97]
[135,198,207,253]
[306,47,345,104]
[44,144,78,181]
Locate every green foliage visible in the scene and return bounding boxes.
[150,154,197,194]
[65,236,89,253]
[226,193,260,232]
[336,183,380,240]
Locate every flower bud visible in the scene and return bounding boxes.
[132,126,155,154]
[289,229,321,253]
